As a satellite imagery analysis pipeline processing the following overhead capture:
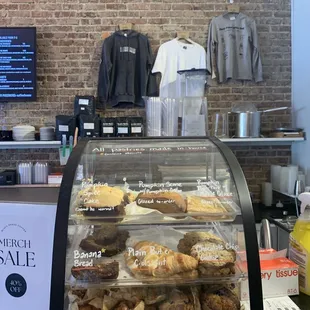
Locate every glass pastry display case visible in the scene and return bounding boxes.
[50,137,263,310]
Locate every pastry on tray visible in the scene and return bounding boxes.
[178,232,224,255]
[177,232,236,277]
[186,196,228,219]
[69,286,239,310]
[159,289,195,310]
[125,241,198,279]
[71,261,119,281]
[191,241,236,277]
[78,306,98,310]
[80,225,129,257]
[76,185,128,219]
[201,286,240,310]
[92,225,119,244]
[135,192,186,214]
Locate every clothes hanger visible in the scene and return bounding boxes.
[176,31,195,44]
[119,23,133,31]
[225,0,240,15]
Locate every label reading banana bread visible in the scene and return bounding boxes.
[73,250,102,267]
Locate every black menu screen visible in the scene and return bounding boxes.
[0,27,36,102]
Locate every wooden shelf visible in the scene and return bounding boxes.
[0,138,305,150]
[0,141,61,149]
[220,137,305,146]
[0,184,60,189]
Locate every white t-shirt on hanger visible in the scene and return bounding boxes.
[152,38,207,98]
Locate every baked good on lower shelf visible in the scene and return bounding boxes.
[71,261,119,281]
[178,232,224,255]
[104,287,167,306]
[201,286,240,310]
[114,300,145,310]
[190,241,236,276]
[136,192,186,214]
[79,306,99,310]
[159,289,195,310]
[69,286,204,310]
[76,185,127,219]
[79,227,129,257]
[125,241,198,279]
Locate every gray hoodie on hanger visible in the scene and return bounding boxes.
[207,13,263,83]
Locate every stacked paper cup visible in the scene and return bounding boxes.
[288,166,299,195]
[271,164,299,194]
[271,165,282,191]
[13,125,35,141]
[162,98,179,136]
[40,127,55,141]
[145,97,162,136]
[280,167,290,193]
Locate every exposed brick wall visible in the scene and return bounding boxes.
[233,145,291,201]
[0,0,292,202]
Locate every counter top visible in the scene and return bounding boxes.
[291,293,310,309]
[254,203,298,223]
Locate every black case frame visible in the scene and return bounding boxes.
[50,137,263,310]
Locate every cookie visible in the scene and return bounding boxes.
[191,241,236,268]
[190,241,236,277]
[201,287,240,310]
[178,232,224,255]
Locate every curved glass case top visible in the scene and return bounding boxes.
[69,138,241,224]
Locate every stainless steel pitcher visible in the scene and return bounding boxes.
[233,107,288,138]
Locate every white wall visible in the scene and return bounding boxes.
[292,0,310,170]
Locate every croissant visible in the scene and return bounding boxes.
[125,241,198,278]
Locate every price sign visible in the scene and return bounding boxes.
[0,202,56,309]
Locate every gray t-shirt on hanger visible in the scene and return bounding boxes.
[207,13,263,83]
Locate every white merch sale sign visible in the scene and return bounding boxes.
[0,202,57,310]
